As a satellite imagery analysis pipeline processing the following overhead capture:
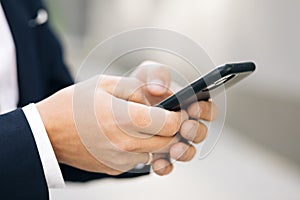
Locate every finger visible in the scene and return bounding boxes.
[118,132,184,154]
[121,152,168,170]
[98,75,150,105]
[153,153,169,161]
[126,103,188,136]
[131,61,171,96]
[105,152,152,172]
[135,152,156,166]
[187,101,218,121]
[169,143,196,162]
[144,153,168,165]
[130,133,182,153]
[108,99,187,152]
[145,88,173,106]
[180,120,208,144]
[152,159,173,176]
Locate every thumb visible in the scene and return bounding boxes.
[145,63,171,96]
[147,79,168,96]
[98,75,151,105]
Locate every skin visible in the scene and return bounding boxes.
[36,61,218,176]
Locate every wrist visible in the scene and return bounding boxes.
[22,104,66,188]
[35,89,73,164]
[36,99,62,162]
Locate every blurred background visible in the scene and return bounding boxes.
[45,0,300,199]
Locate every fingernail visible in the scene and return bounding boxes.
[148,79,167,93]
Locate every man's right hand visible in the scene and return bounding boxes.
[36,75,189,176]
[36,61,218,176]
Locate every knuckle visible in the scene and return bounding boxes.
[114,155,129,166]
[171,113,182,129]
[163,120,179,136]
[117,139,139,152]
[128,89,146,103]
[129,106,152,129]
[109,151,131,167]
[135,115,152,129]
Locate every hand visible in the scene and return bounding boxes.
[36,74,188,175]
[131,61,218,175]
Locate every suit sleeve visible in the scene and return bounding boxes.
[0,109,49,200]
[0,1,148,199]
[33,2,150,182]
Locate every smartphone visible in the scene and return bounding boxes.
[156,62,256,111]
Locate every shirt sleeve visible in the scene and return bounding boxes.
[23,103,65,188]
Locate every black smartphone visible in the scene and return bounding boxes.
[156,62,256,111]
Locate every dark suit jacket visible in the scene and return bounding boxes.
[0,0,149,199]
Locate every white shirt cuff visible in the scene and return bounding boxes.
[23,103,65,188]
